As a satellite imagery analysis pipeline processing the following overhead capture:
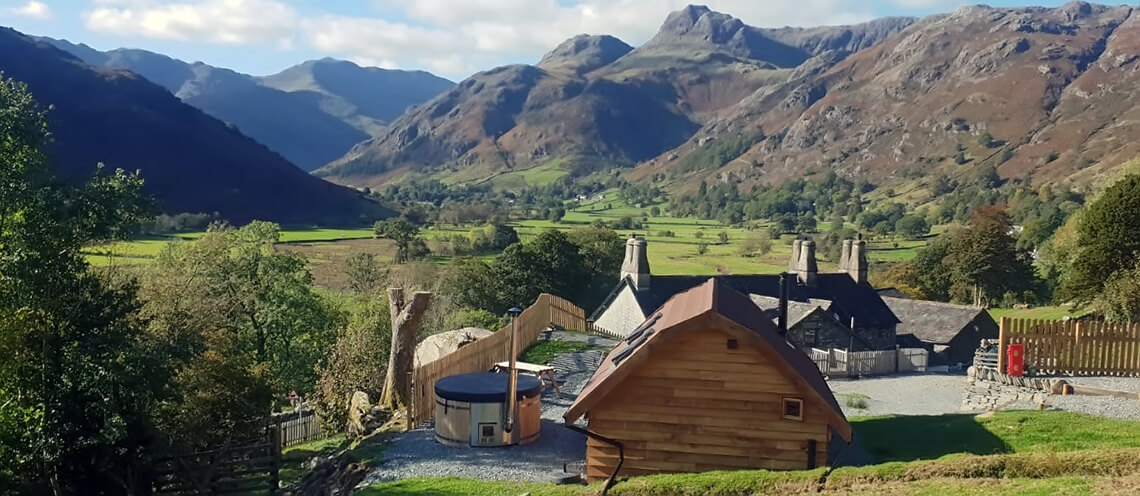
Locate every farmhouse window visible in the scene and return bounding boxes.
[782,397,804,421]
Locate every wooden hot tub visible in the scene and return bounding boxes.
[434,372,542,447]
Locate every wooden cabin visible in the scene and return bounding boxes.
[564,278,853,482]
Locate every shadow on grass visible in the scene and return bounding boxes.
[852,414,1010,463]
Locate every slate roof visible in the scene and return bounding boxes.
[881,296,993,344]
[749,294,834,327]
[592,274,900,329]
[566,278,852,440]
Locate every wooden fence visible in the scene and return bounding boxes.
[407,293,587,428]
[270,409,324,448]
[808,347,929,378]
[998,318,1140,376]
[153,430,280,495]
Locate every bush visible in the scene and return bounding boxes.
[313,301,391,431]
[697,242,709,255]
[656,230,676,238]
[739,235,772,257]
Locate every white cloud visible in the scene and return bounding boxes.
[6,1,52,19]
[84,0,298,45]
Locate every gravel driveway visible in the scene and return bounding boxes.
[828,373,968,418]
[361,332,616,484]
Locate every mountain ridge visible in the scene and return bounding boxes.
[315,6,912,188]
[37,37,454,170]
[2,28,386,224]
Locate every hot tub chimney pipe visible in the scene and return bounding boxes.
[504,306,523,440]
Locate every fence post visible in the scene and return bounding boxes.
[269,425,281,496]
[998,317,1009,374]
[895,345,900,373]
[1073,321,1083,374]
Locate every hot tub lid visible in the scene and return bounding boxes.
[435,372,543,402]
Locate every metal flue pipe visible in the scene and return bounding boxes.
[504,306,523,441]
[777,272,790,337]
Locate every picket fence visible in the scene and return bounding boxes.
[807,347,929,377]
[407,293,587,428]
[998,318,1140,377]
[270,409,324,448]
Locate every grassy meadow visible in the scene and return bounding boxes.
[83,188,930,284]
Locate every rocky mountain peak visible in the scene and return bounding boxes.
[537,34,633,74]
[651,5,748,46]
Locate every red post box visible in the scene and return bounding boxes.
[1007,343,1025,377]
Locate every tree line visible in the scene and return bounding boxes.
[0,78,626,494]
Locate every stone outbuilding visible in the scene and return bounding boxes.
[881,296,998,366]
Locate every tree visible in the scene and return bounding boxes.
[143,222,341,399]
[978,131,995,148]
[697,242,709,255]
[649,205,661,217]
[1096,261,1140,322]
[380,289,432,411]
[313,299,391,430]
[374,218,427,263]
[1061,174,1140,306]
[0,76,160,493]
[796,215,817,233]
[717,231,730,245]
[738,235,772,257]
[944,206,1038,306]
[895,215,930,239]
[344,253,386,294]
[548,206,566,223]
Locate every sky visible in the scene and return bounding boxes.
[0,0,1074,81]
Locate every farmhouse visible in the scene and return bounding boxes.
[590,235,899,350]
[564,278,852,481]
[881,296,999,366]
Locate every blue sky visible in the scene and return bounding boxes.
[0,0,1074,80]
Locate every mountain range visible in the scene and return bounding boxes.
[6,2,1140,224]
[0,28,386,224]
[315,6,916,187]
[40,38,454,170]
[315,2,1140,197]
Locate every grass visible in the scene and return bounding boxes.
[279,434,351,486]
[519,340,594,365]
[851,411,1140,463]
[988,305,1089,322]
[839,393,870,410]
[359,411,1140,495]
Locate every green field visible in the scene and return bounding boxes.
[358,411,1140,496]
[86,190,933,281]
[987,305,1089,322]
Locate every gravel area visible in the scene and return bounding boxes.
[828,373,968,418]
[362,332,616,484]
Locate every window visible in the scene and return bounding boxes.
[782,397,804,421]
[726,338,738,350]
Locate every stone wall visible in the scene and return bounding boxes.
[961,366,1067,412]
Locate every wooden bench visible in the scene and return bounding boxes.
[492,361,562,399]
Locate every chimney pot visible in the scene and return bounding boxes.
[621,236,651,290]
[797,240,818,286]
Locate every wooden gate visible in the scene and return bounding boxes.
[153,428,281,495]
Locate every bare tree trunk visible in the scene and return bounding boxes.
[381,288,432,411]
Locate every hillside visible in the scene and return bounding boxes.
[315,6,911,188]
[1,28,385,224]
[39,39,453,170]
[642,2,1140,193]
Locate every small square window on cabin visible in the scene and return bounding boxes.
[783,397,804,421]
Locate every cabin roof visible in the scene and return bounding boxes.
[881,296,994,345]
[566,278,852,441]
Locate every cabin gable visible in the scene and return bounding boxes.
[584,326,832,481]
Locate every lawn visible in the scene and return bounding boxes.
[358,411,1140,495]
[988,305,1090,322]
[519,340,595,365]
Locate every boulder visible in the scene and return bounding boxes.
[414,327,494,366]
[347,391,371,439]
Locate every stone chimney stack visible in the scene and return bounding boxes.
[789,239,803,273]
[849,240,869,285]
[796,240,818,286]
[839,239,853,273]
[621,234,651,291]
